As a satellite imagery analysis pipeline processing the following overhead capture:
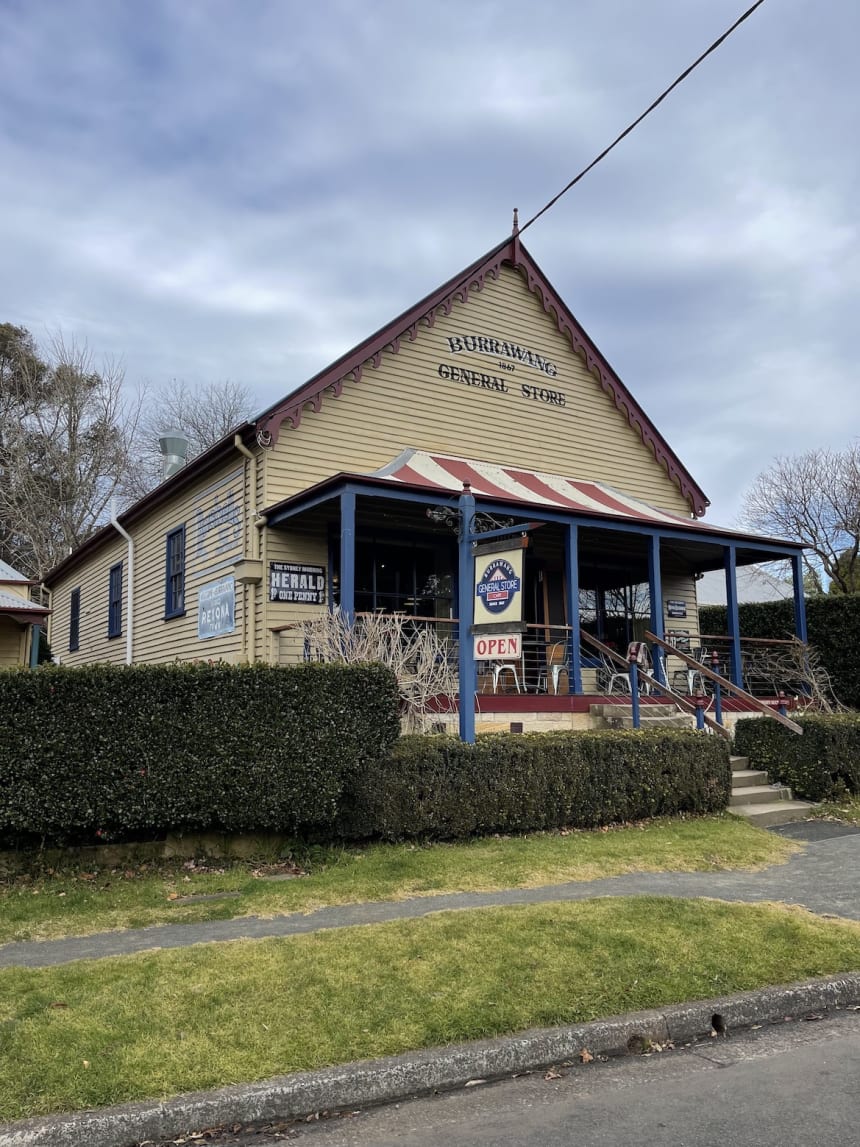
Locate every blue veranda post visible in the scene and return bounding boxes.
[457,484,477,743]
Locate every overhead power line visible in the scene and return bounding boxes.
[519,0,767,235]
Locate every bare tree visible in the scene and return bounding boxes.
[128,378,257,497]
[290,610,458,732]
[741,445,860,595]
[0,333,143,579]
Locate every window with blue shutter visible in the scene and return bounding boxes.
[165,526,186,618]
[69,587,81,651]
[108,561,123,638]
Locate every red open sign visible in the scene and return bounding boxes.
[473,634,522,660]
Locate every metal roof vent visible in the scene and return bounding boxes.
[158,431,190,480]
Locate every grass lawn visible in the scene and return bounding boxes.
[1,896,858,1121]
[0,815,799,943]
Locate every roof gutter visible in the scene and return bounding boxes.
[110,498,134,665]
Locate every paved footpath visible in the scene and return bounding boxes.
[2,834,859,969]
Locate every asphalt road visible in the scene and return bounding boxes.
[241,1010,860,1147]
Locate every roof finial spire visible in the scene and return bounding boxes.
[512,207,519,236]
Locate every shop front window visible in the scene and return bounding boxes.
[352,538,454,617]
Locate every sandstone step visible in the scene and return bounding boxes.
[604,714,693,730]
[730,755,750,771]
[730,800,818,827]
[731,769,771,788]
[729,785,793,807]
[589,704,677,720]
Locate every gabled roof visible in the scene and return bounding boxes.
[0,588,50,622]
[0,559,30,582]
[255,235,710,516]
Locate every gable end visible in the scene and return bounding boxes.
[256,237,708,516]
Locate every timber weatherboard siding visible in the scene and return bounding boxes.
[261,268,693,516]
[0,616,26,668]
[49,456,253,666]
[267,525,330,665]
[49,533,127,666]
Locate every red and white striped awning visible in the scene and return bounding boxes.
[373,449,707,530]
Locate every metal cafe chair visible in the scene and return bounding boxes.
[598,651,632,695]
[491,660,522,693]
[537,641,569,695]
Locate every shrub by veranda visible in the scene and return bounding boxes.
[339,729,731,841]
[0,662,400,846]
[734,713,860,801]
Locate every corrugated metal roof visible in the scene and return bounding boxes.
[372,449,709,531]
[0,559,28,581]
[0,589,48,614]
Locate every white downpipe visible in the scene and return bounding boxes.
[233,434,258,557]
[110,498,134,665]
[234,435,258,661]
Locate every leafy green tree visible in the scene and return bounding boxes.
[828,548,860,595]
[803,568,825,596]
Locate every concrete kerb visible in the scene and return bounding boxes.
[2,974,860,1147]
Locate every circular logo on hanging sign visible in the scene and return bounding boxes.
[476,558,521,615]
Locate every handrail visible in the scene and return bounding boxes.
[645,631,803,735]
[580,631,730,739]
[698,634,797,647]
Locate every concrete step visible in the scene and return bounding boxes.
[729,785,793,807]
[604,715,693,730]
[730,755,750,772]
[731,800,818,827]
[731,769,771,789]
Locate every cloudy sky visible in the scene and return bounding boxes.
[1,0,857,523]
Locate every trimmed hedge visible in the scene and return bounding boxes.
[734,714,860,801]
[0,662,401,847]
[699,596,860,709]
[338,729,732,841]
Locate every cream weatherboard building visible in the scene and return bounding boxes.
[43,233,807,727]
[0,560,49,668]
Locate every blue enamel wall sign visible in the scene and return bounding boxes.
[476,557,521,616]
[198,576,235,640]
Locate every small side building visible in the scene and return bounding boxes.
[0,560,50,668]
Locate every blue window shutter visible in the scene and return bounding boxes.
[164,525,186,618]
[108,561,123,638]
[69,588,81,652]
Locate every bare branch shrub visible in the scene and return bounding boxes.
[291,610,458,732]
[743,638,847,713]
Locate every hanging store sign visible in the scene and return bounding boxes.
[666,599,687,619]
[473,633,522,661]
[198,576,235,640]
[473,547,524,626]
[269,562,326,605]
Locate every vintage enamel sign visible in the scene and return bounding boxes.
[473,547,524,626]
